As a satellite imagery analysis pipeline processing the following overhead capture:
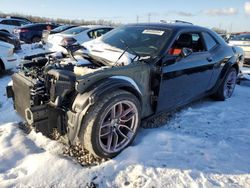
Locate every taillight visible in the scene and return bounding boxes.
[19,29,29,33]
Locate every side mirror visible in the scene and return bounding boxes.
[180,48,192,58]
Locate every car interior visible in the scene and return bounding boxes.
[168,33,206,55]
[88,28,112,39]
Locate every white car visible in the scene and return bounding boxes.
[0,18,29,33]
[229,34,250,60]
[46,25,113,54]
[0,41,18,73]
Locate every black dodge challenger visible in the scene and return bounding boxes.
[7,23,244,159]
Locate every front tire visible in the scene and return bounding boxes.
[213,67,237,100]
[79,90,141,159]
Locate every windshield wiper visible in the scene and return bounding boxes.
[114,39,141,66]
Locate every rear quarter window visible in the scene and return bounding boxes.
[203,32,218,51]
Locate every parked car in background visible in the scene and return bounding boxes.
[46,25,113,53]
[7,23,242,159]
[50,25,77,35]
[6,16,32,24]
[42,25,77,43]
[13,23,60,43]
[0,18,30,33]
[0,31,21,51]
[229,33,250,63]
[0,41,18,73]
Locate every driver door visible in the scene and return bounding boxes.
[156,32,215,113]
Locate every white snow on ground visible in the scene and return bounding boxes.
[0,46,250,187]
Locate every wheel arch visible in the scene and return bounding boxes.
[67,76,143,145]
[95,76,143,103]
[211,60,239,94]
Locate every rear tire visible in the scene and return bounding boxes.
[213,67,237,100]
[79,90,141,159]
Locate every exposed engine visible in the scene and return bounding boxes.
[8,49,106,137]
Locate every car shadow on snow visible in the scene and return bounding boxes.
[240,79,250,87]
[108,86,250,178]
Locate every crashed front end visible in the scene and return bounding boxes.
[7,65,76,138]
[6,53,151,146]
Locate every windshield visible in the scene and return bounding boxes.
[231,34,250,41]
[101,26,172,57]
[52,25,72,32]
[62,26,89,35]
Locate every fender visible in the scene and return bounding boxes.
[210,56,239,94]
[66,76,143,144]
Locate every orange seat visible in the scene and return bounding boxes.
[168,48,182,55]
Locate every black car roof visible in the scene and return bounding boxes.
[125,23,227,45]
[126,23,208,32]
[20,23,58,28]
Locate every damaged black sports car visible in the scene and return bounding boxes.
[7,23,244,159]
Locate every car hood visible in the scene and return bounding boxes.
[81,39,138,66]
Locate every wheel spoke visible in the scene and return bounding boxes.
[111,106,116,119]
[100,122,112,137]
[113,130,119,150]
[101,122,111,129]
[121,107,134,118]
[100,127,111,138]
[119,124,134,134]
[116,127,129,139]
[117,103,123,117]
[120,112,135,122]
[107,132,114,150]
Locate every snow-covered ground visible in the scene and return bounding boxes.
[0,46,250,187]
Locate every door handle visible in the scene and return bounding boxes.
[207,57,213,62]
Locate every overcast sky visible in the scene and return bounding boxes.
[1,0,250,32]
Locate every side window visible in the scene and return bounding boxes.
[11,20,22,26]
[168,32,205,55]
[88,30,96,39]
[16,20,27,26]
[0,20,6,24]
[88,28,112,39]
[203,32,217,51]
[0,20,12,25]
